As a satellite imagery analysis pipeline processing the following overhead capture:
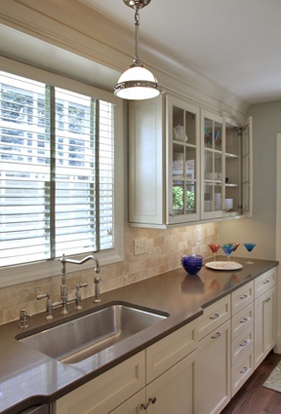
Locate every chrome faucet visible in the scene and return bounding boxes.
[59,254,101,313]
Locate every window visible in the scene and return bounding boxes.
[0,70,123,276]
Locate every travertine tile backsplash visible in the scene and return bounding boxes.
[0,222,218,325]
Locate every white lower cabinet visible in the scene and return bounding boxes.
[55,323,197,414]
[54,268,277,414]
[196,321,230,414]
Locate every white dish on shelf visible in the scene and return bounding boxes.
[205,261,243,271]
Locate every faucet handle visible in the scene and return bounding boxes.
[94,277,102,303]
[37,293,54,320]
[75,283,88,309]
[19,308,30,329]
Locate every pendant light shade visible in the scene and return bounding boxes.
[115,65,161,100]
[114,0,161,100]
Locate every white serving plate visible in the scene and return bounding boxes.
[205,261,243,271]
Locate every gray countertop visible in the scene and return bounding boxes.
[0,257,278,414]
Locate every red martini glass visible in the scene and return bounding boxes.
[209,244,220,262]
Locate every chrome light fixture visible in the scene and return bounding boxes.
[114,0,161,100]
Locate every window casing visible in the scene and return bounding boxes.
[0,65,124,287]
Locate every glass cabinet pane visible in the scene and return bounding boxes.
[173,181,196,215]
[170,97,199,222]
[203,113,223,214]
[225,122,241,214]
[185,111,196,145]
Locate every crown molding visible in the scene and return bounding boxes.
[0,0,249,121]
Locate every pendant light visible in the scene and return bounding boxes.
[114,0,161,100]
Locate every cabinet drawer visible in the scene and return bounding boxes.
[231,303,254,341]
[231,347,253,397]
[254,268,276,298]
[231,324,253,366]
[197,295,230,341]
[146,321,197,383]
[231,281,253,315]
[55,351,145,414]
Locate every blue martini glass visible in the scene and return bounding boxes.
[221,243,234,261]
[244,243,256,264]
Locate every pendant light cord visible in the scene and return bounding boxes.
[134,10,142,66]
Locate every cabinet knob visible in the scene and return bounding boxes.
[140,403,148,410]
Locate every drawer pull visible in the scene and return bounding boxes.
[240,294,248,300]
[264,298,271,303]
[211,332,221,339]
[240,340,248,347]
[148,397,157,405]
[263,280,270,284]
[140,403,148,410]
[210,313,219,320]
[240,317,248,324]
[240,366,248,374]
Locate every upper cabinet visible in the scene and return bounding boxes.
[129,94,252,228]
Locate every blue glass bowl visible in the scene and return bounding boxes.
[181,254,203,275]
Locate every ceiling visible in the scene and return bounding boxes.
[80,0,281,104]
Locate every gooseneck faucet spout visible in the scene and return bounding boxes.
[60,254,100,275]
[59,254,101,314]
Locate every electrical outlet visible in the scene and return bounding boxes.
[134,238,148,255]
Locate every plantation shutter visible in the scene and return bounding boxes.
[0,71,114,267]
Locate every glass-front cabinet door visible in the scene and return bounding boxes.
[224,121,241,216]
[241,117,253,216]
[201,110,223,219]
[167,96,200,224]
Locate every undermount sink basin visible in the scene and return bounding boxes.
[17,303,169,364]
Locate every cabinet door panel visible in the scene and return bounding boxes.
[254,286,276,368]
[147,351,196,414]
[196,320,230,414]
[129,97,164,225]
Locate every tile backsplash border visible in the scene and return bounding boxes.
[0,222,218,325]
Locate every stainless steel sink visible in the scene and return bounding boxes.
[17,303,168,364]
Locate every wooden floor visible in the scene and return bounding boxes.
[221,352,281,414]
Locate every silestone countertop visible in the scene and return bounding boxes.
[0,256,278,414]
